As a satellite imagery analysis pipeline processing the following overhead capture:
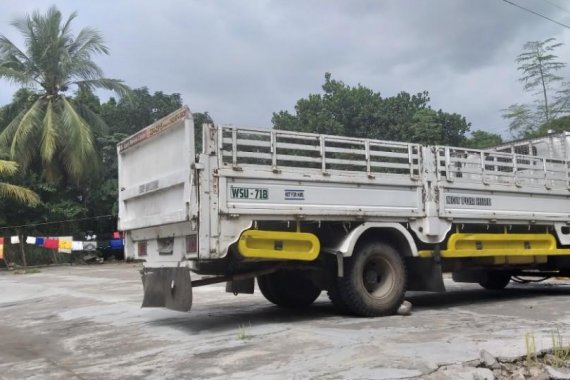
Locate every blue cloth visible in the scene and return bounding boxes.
[35,237,44,246]
[110,239,124,250]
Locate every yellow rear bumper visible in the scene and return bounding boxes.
[238,230,320,261]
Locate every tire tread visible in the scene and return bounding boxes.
[337,242,407,317]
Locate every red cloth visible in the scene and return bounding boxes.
[113,231,120,239]
[0,237,4,244]
[43,238,59,249]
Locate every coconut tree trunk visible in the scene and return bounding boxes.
[18,231,27,268]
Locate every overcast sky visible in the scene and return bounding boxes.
[2,0,570,137]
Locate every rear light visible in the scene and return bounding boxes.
[138,241,147,257]
[186,235,198,253]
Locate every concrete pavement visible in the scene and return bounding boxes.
[0,263,569,379]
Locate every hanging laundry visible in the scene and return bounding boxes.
[58,236,72,253]
[43,238,59,250]
[71,241,84,251]
[0,238,4,244]
[112,231,120,239]
[35,237,44,246]
[83,241,97,251]
[110,240,124,250]
[26,236,36,245]
[10,236,20,244]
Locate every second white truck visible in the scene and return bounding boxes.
[118,107,570,316]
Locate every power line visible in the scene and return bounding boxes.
[0,214,116,230]
[502,0,570,29]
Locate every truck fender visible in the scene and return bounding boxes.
[334,222,418,257]
[332,223,443,292]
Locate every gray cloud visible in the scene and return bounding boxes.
[2,0,570,137]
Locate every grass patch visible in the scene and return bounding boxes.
[524,330,570,368]
[525,332,537,366]
[13,267,41,274]
[549,328,570,367]
[237,322,252,341]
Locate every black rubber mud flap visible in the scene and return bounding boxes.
[142,267,193,312]
[405,257,446,292]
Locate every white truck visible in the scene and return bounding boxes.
[117,107,570,317]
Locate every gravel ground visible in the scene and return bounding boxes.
[0,263,569,379]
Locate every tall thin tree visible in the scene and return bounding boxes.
[516,38,565,123]
[504,38,566,137]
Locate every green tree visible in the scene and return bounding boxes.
[463,130,503,149]
[503,38,566,137]
[408,109,440,145]
[192,111,213,152]
[0,91,88,230]
[90,89,211,219]
[0,6,129,184]
[530,115,570,137]
[403,109,470,146]
[101,88,181,136]
[0,160,39,206]
[273,73,470,145]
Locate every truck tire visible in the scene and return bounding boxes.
[257,275,278,304]
[337,242,406,317]
[479,271,511,290]
[327,285,352,314]
[257,270,321,308]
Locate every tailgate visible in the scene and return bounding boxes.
[117,106,195,231]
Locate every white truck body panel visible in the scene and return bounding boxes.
[118,107,570,265]
[435,146,570,223]
[118,107,196,262]
[118,107,194,232]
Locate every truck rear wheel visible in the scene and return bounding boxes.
[257,270,321,308]
[327,283,352,314]
[479,271,511,290]
[337,242,406,317]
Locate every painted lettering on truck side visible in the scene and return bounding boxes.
[446,195,492,206]
[230,187,268,200]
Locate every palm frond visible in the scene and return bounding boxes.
[74,78,131,98]
[75,101,108,135]
[10,99,44,168]
[64,58,104,81]
[0,160,19,176]
[0,32,39,87]
[40,99,58,164]
[10,15,35,46]
[0,34,30,64]
[61,96,97,181]
[60,10,77,37]
[68,27,108,56]
[0,66,35,87]
[0,182,40,206]
[0,107,27,148]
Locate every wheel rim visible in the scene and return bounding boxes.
[361,255,395,299]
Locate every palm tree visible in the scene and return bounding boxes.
[0,6,129,184]
[0,160,39,206]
